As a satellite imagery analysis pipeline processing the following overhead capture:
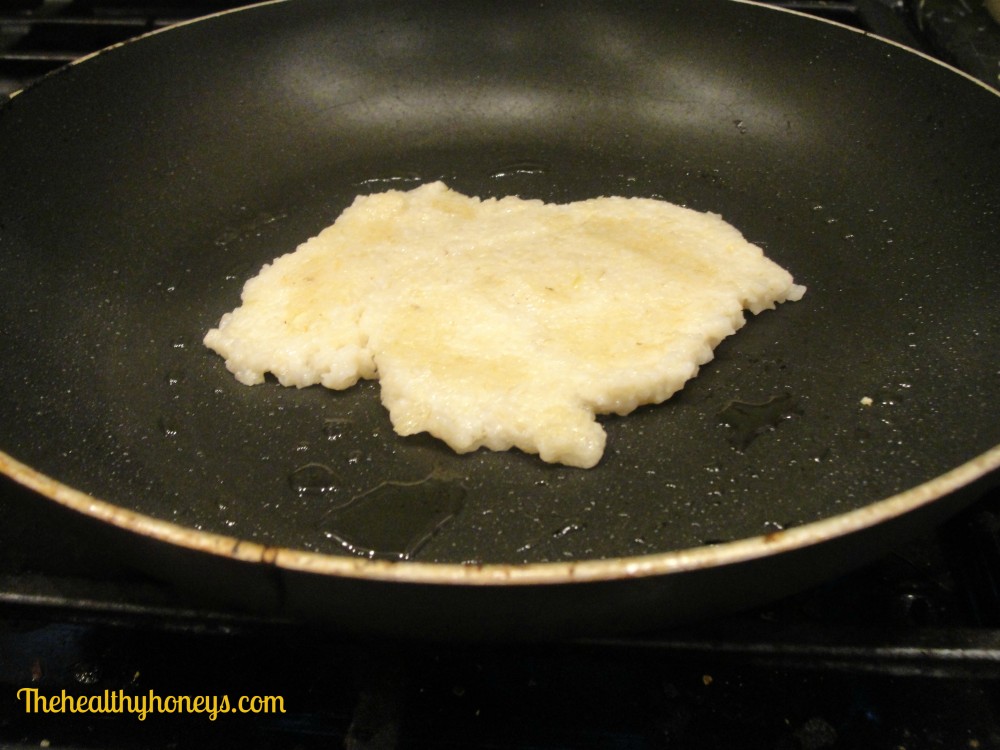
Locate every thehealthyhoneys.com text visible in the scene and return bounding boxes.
[15,688,285,721]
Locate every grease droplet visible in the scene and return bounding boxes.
[157,417,178,437]
[552,523,585,539]
[323,417,353,441]
[718,393,802,450]
[289,463,341,496]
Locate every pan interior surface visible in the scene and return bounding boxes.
[0,0,998,571]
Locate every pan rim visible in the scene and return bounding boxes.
[3,0,287,103]
[3,444,998,586]
[734,0,1000,97]
[5,0,998,108]
[1,0,998,593]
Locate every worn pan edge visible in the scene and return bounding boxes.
[4,445,998,586]
[4,0,287,103]
[736,0,1000,95]
[7,0,997,110]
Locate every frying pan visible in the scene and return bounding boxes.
[1,0,998,639]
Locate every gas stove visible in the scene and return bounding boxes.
[1,2,999,748]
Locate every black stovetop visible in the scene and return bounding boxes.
[2,2,999,748]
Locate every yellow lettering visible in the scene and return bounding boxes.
[148,689,164,716]
[134,694,148,722]
[16,687,39,713]
[14,688,285,720]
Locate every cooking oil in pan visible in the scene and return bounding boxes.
[288,463,351,508]
[718,393,802,451]
[488,161,548,180]
[321,472,466,561]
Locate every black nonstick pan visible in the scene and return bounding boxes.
[1,0,998,639]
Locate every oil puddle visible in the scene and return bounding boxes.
[288,463,355,511]
[290,462,340,494]
[718,393,802,451]
[322,472,466,561]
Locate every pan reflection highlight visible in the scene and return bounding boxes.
[279,6,813,151]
